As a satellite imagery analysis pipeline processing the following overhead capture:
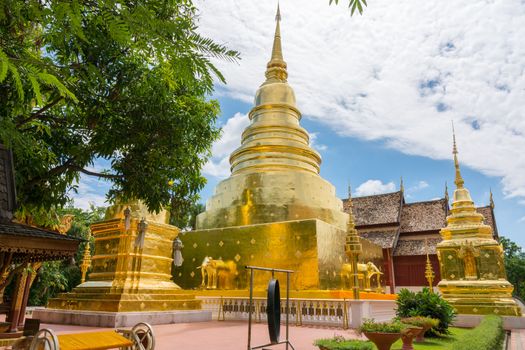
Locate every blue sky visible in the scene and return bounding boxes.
[71,0,525,247]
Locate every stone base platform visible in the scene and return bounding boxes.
[454,314,525,330]
[32,308,212,328]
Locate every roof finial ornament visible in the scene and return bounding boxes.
[490,188,495,209]
[348,182,352,200]
[264,2,287,83]
[452,121,464,189]
[400,176,404,193]
[445,181,449,203]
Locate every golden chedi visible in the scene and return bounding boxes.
[437,131,520,316]
[47,201,201,312]
[176,6,383,293]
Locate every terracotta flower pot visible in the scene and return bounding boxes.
[415,324,432,342]
[401,326,423,350]
[362,332,401,350]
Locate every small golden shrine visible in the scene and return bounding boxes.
[437,130,520,316]
[175,6,385,295]
[47,202,201,312]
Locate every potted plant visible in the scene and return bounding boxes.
[400,316,439,342]
[358,319,407,350]
[400,325,423,350]
[314,336,373,350]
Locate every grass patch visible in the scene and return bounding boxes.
[389,327,472,350]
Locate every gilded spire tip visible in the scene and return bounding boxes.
[264,3,288,83]
[451,121,464,189]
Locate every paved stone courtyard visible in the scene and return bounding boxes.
[38,320,363,350]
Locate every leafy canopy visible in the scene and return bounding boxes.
[500,236,525,300]
[329,0,368,16]
[0,0,238,215]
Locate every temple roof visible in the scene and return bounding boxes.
[359,228,399,249]
[343,191,403,227]
[394,237,442,256]
[0,145,16,222]
[0,144,82,263]
[400,199,448,233]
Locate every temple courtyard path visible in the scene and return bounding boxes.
[41,320,364,350]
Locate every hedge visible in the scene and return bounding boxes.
[451,315,504,350]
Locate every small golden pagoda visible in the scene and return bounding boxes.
[47,202,201,312]
[437,129,520,316]
[176,6,384,294]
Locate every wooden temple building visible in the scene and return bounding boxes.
[343,186,499,294]
[0,144,82,336]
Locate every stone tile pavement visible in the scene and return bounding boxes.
[511,329,525,350]
[39,320,364,350]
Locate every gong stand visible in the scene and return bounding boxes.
[245,265,295,350]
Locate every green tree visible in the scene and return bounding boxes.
[28,205,105,306]
[500,236,525,300]
[171,201,205,231]
[329,0,368,15]
[0,0,238,216]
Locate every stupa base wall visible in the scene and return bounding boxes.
[32,308,211,327]
[47,287,202,312]
[439,280,521,316]
[176,219,384,291]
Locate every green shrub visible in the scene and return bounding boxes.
[451,315,504,350]
[358,319,407,334]
[314,336,374,350]
[396,288,456,336]
[400,316,440,329]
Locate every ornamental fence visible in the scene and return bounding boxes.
[197,297,396,329]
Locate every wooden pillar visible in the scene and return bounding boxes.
[8,267,28,332]
[383,248,395,294]
[17,262,42,326]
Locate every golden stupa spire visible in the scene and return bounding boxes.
[452,121,464,189]
[264,3,288,83]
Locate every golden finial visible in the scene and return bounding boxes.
[80,229,92,284]
[490,188,495,209]
[424,238,435,293]
[400,176,404,193]
[265,2,287,83]
[452,121,464,189]
[344,182,361,300]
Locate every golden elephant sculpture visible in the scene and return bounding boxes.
[341,261,383,291]
[198,256,238,289]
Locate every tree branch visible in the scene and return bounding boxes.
[69,164,122,179]
[16,97,64,127]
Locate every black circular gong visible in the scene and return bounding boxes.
[267,278,281,344]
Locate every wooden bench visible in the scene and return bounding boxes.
[11,322,155,350]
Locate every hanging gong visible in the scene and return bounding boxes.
[267,278,281,344]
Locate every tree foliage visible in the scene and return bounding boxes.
[28,205,105,306]
[329,0,368,15]
[0,0,238,216]
[500,236,525,300]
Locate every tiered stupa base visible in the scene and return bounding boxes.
[439,280,521,316]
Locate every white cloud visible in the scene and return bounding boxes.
[71,175,110,210]
[354,179,396,196]
[309,132,328,152]
[518,216,525,223]
[202,112,249,178]
[196,0,525,203]
[408,180,429,192]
